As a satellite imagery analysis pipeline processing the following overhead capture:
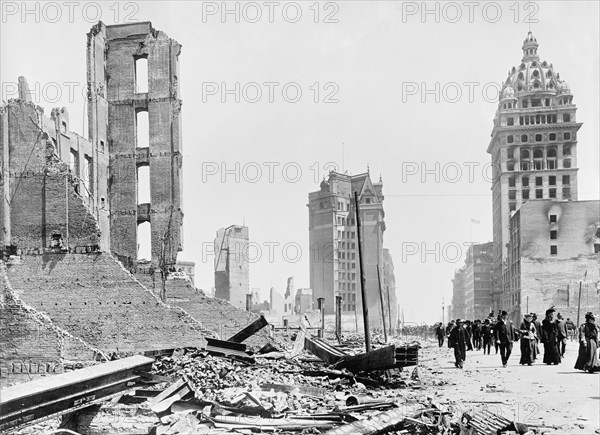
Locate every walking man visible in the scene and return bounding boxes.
[556,313,568,358]
[450,319,467,368]
[494,310,517,367]
[531,313,541,360]
[436,322,445,347]
[481,318,493,355]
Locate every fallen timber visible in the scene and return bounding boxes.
[304,337,419,373]
[227,315,268,343]
[0,355,153,433]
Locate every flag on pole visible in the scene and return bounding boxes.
[470,218,481,224]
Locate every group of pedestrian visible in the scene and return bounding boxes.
[437,308,599,373]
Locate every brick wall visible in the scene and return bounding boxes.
[4,253,209,354]
[1,262,101,386]
[520,255,599,322]
[134,271,268,348]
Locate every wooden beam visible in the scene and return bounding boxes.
[227,315,268,343]
[335,345,397,372]
[303,337,348,365]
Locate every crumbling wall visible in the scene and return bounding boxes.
[1,262,103,386]
[5,253,209,354]
[134,270,268,348]
[88,21,183,266]
[521,255,600,321]
[1,100,104,252]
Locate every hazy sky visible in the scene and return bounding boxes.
[2,1,599,324]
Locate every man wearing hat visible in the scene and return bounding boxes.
[494,310,517,367]
[519,313,536,366]
[531,313,541,360]
[481,318,493,355]
[541,308,561,365]
[556,313,568,358]
[575,312,600,373]
[449,319,467,369]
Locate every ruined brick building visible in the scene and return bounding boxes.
[0,22,260,385]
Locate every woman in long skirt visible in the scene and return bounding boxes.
[541,308,561,365]
[575,312,600,373]
[519,313,536,365]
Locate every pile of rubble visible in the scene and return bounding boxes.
[133,319,538,434]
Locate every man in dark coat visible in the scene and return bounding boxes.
[465,320,473,351]
[472,319,482,350]
[446,321,455,349]
[531,313,542,360]
[450,319,467,368]
[541,308,561,365]
[494,310,517,367]
[481,318,493,355]
[556,313,568,357]
[435,322,445,347]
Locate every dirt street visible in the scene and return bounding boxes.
[418,338,600,433]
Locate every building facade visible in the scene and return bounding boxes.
[488,32,582,310]
[382,248,399,329]
[451,243,494,321]
[505,200,599,321]
[214,225,250,309]
[307,171,388,324]
[451,266,467,320]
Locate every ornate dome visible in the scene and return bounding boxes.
[557,80,572,95]
[500,32,568,98]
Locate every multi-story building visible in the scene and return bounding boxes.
[176,260,195,285]
[307,171,388,324]
[451,266,467,320]
[214,225,249,309]
[294,288,314,314]
[382,248,398,329]
[463,243,494,320]
[451,243,494,321]
[488,32,582,310]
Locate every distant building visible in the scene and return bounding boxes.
[308,170,389,325]
[176,260,195,285]
[464,243,494,320]
[214,225,249,309]
[505,200,599,321]
[451,267,467,320]
[451,243,494,321]
[294,288,314,314]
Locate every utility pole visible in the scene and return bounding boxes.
[377,265,387,343]
[335,295,342,342]
[576,280,582,327]
[318,297,325,338]
[442,297,445,324]
[354,191,370,352]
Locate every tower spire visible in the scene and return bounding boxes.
[522,31,539,62]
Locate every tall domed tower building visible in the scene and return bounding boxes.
[487,32,582,311]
